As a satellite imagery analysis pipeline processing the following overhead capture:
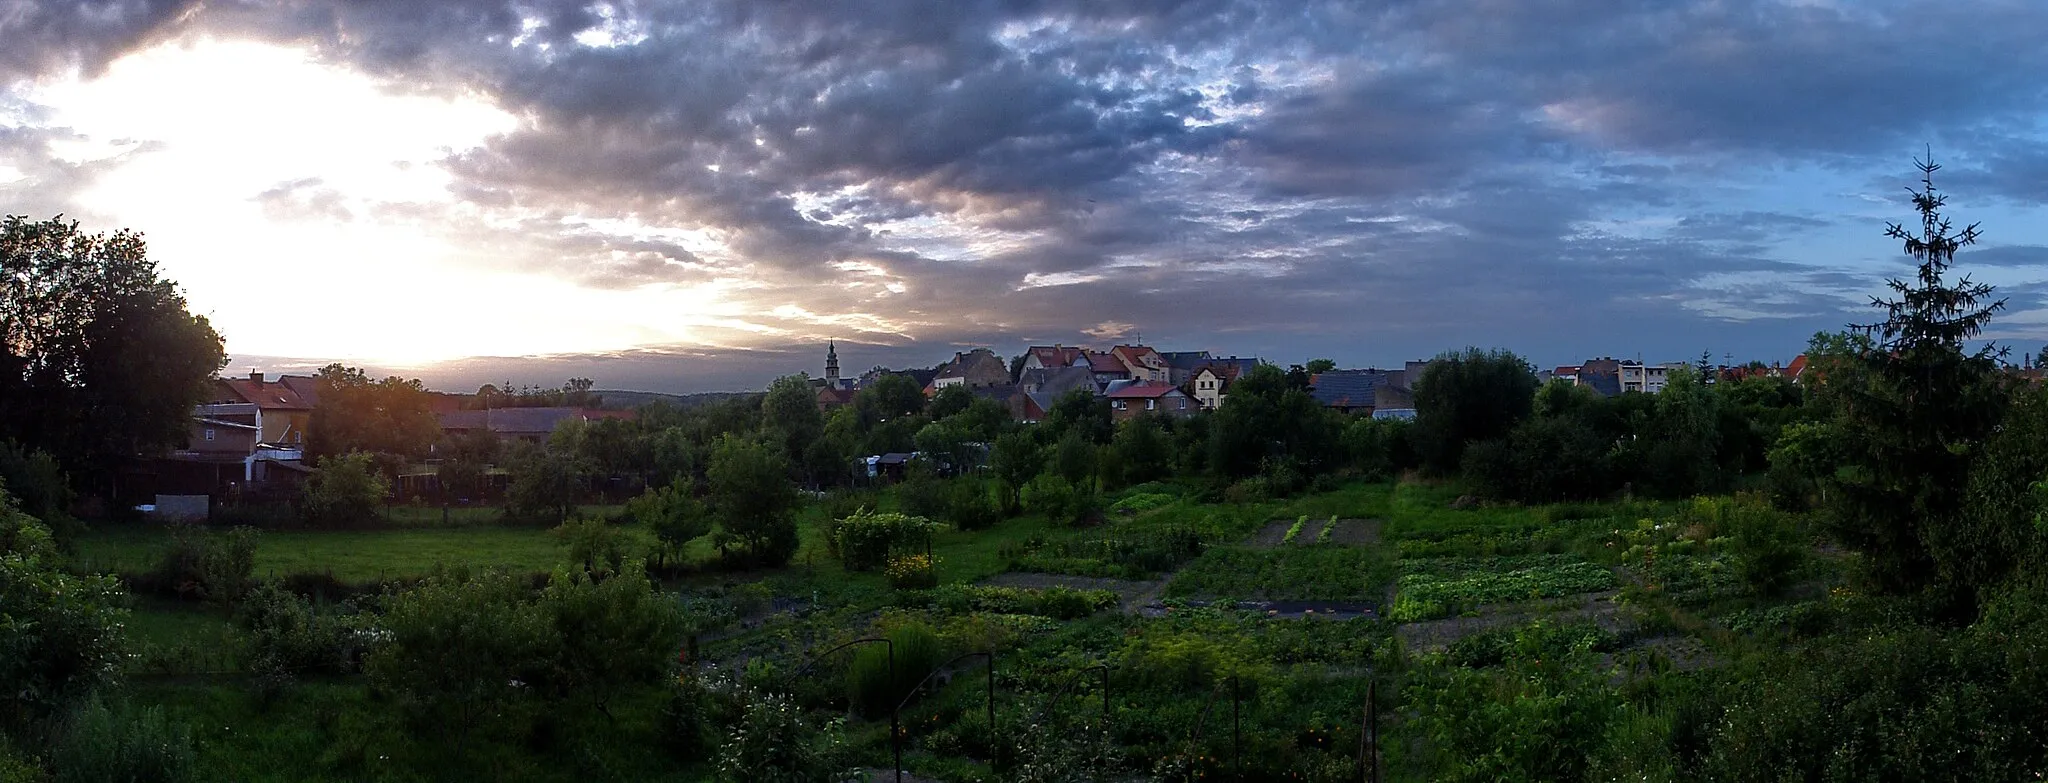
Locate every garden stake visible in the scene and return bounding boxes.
[1232,674,1242,782]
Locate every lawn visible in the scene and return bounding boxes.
[72,525,626,582]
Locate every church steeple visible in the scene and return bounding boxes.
[825,340,840,385]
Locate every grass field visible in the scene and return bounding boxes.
[73,525,637,582]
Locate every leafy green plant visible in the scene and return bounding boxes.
[1392,558,1616,622]
[846,621,945,716]
[51,699,196,783]
[1282,515,1307,545]
[1314,514,1337,544]
[715,687,854,783]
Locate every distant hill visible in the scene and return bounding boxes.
[593,389,759,410]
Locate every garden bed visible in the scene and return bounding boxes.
[1394,590,1628,653]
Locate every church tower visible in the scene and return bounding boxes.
[825,340,841,386]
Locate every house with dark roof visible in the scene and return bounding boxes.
[1018,365,1098,399]
[816,385,856,412]
[1309,369,1395,414]
[1158,350,1213,384]
[210,371,313,446]
[1575,358,1624,397]
[1105,382,1195,421]
[932,348,1011,391]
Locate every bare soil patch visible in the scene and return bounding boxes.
[1247,519,1295,547]
[1325,518,1382,547]
[1395,590,1630,654]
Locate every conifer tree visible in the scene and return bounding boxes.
[1823,152,2010,596]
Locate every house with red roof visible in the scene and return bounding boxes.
[1105,382,1195,421]
[1020,345,1088,375]
[1083,351,1131,386]
[1110,345,1171,383]
[209,371,313,446]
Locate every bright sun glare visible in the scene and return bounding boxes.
[22,36,726,367]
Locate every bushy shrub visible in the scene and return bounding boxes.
[945,480,1003,531]
[152,524,258,605]
[51,699,195,783]
[236,583,360,684]
[715,687,853,783]
[828,508,936,571]
[1109,491,1176,515]
[300,452,388,527]
[1,503,125,730]
[846,621,945,716]
[551,516,629,573]
[1022,475,1097,526]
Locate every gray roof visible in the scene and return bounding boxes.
[1310,370,1394,410]
[1580,370,1623,397]
[1158,351,1214,372]
[1018,365,1098,397]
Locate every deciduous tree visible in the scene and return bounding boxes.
[0,216,226,478]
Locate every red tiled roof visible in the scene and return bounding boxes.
[1785,354,1809,378]
[1027,345,1086,367]
[1111,345,1162,369]
[1106,383,1181,399]
[1085,352,1127,373]
[1553,365,1581,376]
[216,378,311,410]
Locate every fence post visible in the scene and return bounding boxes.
[1232,674,1242,783]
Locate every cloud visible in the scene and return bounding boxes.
[9,0,2048,391]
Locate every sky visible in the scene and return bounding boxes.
[3,0,2046,394]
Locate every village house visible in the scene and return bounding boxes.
[1158,350,1213,385]
[1019,345,1088,374]
[1111,345,1172,384]
[1083,351,1131,386]
[931,348,1011,390]
[209,370,314,446]
[1187,357,1260,410]
[1105,382,1195,421]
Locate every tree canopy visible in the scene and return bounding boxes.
[0,216,225,476]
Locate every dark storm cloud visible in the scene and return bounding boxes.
[0,0,198,82]
[11,0,2048,390]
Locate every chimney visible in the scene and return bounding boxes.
[249,370,264,383]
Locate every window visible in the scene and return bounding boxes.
[204,428,216,441]
[1113,400,1127,410]
[1178,398,1186,410]
[1146,399,1156,410]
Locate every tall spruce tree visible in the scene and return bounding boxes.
[1824,153,2010,596]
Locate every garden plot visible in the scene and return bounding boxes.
[980,571,1167,612]
[1245,516,1380,548]
[1389,554,1619,622]
[1163,546,1393,605]
[1395,590,1631,654]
